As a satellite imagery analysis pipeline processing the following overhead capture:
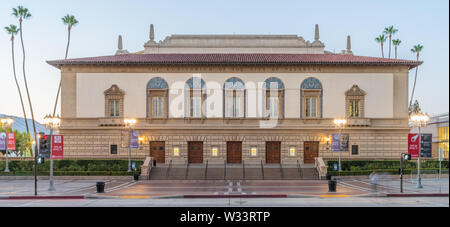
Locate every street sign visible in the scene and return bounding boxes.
[408,133,420,158]
[6,132,15,151]
[439,147,443,162]
[420,134,432,158]
[333,163,338,171]
[130,130,139,149]
[52,135,64,159]
[0,133,6,150]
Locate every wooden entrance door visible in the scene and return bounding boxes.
[150,141,165,164]
[227,142,242,164]
[266,142,281,164]
[188,142,203,163]
[304,141,319,164]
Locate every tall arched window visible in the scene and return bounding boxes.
[224,77,245,118]
[300,77,323,118]
[263,77,285,119]
[147,77,168,118]
[185,77,207,118]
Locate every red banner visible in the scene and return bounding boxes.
[408,133,420,158]
[6,132,15,151]
[52,135,64,159]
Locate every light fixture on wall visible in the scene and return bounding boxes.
[173,146,180,157]
[251,147,258,157]
[289,147,296,157]
[324,136,331,150]
[212,147,218,157]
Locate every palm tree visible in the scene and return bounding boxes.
[409,44,424,108]
[375,35,387,58]
[52,15,79,118]
[12,6,37,157]
[4,24,29,134]
[383,26,398,59]
[392,39,401,59]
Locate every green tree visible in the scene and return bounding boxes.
[409,44,424,108]
[375,34,387,58]
[12,6,37,157]
[383,26,398,59]
[392,39,401,59]
[0,126,32,157]
[4,24,29,135]
[52,15,79,119]
[409,100,422,115]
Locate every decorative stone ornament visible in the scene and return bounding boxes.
[115,35,129,55]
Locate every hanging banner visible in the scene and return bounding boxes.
[0,133,6,150]
[7,132,15,151]
[331,134,341,152]
[130,130,139,149]
[52,135,64,159]
[408,133,420,158]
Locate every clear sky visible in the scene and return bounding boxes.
[0,0,448,122]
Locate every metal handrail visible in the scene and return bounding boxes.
[204,160,209,180]
[297,160,303,179]
[242,160,245,180]
[185,162,190,180]
[279,162,284,180]
[224,160,227,180]
[166,160,172,180]
[261,160,265,180]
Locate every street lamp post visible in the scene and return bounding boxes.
[124,119,137,172]
[410,113,430,189]
[333,119,347,176]
[1,117,14,172]
[43,114,61,191]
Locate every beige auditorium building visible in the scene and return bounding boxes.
[47,24,421,166]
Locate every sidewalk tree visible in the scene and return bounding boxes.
[12,6,38,157]
[4,24,29,135]
[409,44,424,108]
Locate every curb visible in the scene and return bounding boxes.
[183,194,287,198]
[0,195,85,200]
[386,193,449,197]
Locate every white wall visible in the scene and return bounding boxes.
[76,73,394,119]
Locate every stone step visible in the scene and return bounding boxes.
[244,167,263,180]
[301,168,318,180]
[283,168,301,180]
[206,168,224,180]
[187,166,205,180]
[149,167,168,180]
[225,167,243,180]
[264,168,282,180]
[168,167,187,180]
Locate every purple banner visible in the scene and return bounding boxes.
[331,134,340,152]
[130,130,139,148]
[0,133,6,150]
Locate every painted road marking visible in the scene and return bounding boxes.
[122,195,150,199]
[320,195,349,198]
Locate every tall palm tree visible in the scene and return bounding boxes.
[392,39,401,59]
[4,24,29,134]
[383,26,398,59]
[375,35,387,58]
[409,44,424,108]
[12,6,37,157]
[52,15,79,118]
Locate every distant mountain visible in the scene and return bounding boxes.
[0,114,49,138]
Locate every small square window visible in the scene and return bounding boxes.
[352,145,359,155]
[110,144,118,155]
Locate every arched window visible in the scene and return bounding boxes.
[147,77,168,118]
[345,85,366,118]
[224,77,245,118]
[185,77,207,118]
[263,77,285,119]
[300,77,323,118]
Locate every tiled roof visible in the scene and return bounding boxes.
[47,53,422,68]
